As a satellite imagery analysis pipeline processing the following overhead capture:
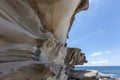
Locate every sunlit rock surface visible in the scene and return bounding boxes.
[0,0,89,80]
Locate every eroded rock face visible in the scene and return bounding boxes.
[64,48,87,68]
[1,63,55,80]
[0,0,89,80]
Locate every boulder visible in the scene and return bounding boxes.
[68,70,99,80]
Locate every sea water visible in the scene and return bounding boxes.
[74,66,120,78]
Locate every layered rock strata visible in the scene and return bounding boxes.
[0,0,89,80]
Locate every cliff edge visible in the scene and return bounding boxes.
[0,0,89,80]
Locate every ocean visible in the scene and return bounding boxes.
[74,66,120,79]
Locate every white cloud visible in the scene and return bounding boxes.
[90,52,103,56]
[91,60,109,64]
[90,51,112,57]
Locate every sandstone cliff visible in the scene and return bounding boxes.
[0,0,89,80]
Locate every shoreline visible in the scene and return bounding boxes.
[74,66,120,80]
[68,69,120,80]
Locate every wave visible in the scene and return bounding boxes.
[98,72,120,80]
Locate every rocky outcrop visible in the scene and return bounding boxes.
[64,48,87,67]
[99,73,116,80]
[68,70,99,80]
[0,0,89,80]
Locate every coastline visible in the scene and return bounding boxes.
[71,66,120,80]
[68,69,120,80]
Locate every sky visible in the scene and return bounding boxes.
[67,0,120,66]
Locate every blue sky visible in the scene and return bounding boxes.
[67,0,120,66]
